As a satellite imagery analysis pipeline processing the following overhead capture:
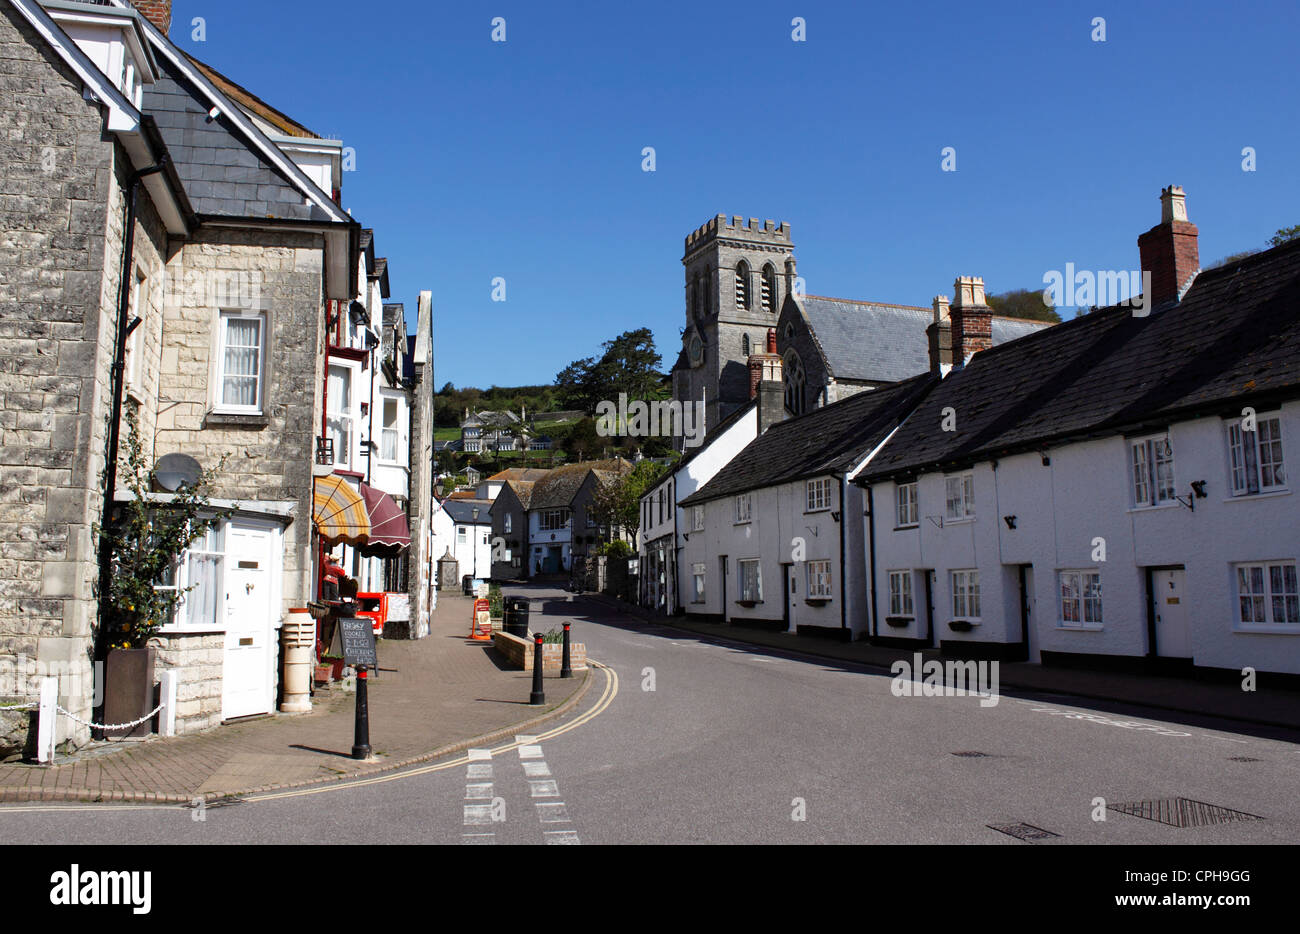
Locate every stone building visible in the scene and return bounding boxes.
[0,0,402,750]
[670,214,1050,436]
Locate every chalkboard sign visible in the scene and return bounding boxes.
[337,617,378,668]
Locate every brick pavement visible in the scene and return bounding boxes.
[0,594,588,803]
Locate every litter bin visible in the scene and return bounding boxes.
[462,574,474,595]
[504,596,530,638]
[281,608,316,713]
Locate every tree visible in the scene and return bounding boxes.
[986,288,1061,324]
[555,328,664,412]
[95,408,229,649]
[591,459,667,541]
[1269,225,1300,248]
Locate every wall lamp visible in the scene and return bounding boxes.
[1003,515,1017,530]
[1175,481,1208,511]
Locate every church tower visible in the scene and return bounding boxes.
[672,215,796,436]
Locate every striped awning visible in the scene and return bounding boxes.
[359,483,411,554]
[313,475,369,545]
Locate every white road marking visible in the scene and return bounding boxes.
[518,744,545,759]
[528,780,560,798]
[544,830,581,845]
[465,782,494,800]
[467,763,493,779]
[463,804,495,825]
[522,761,552,778]
[462,757,497,843]
[467,748,492,761]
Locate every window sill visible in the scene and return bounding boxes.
[1057,623,1104,632]
[804,597,832,606]
[1223,489,1291,503]
[804,507,831,515]
[1125,502,1181,514]
[735,599,763,608]
[734,520,752,526]
[1234,624,1300,635]
[944,516,975,526]
[125,386,145,406]
[156,625,227,636]
[893,524,919,532]
[205,411,269,429]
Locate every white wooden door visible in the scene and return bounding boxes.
[221,522,275,719]
[1153,568,1190,658]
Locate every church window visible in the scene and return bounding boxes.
[784,349,806,415]
[761,264,777,313]
[742,334,751,356]
[735,261,750,310]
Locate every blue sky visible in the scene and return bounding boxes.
[169,0,1300,389]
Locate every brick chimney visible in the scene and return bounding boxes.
[748,328,787,433]
[132,1,172,34]
[1137,185,1199,309]
[927,294,952,374]
[949,277,992,365]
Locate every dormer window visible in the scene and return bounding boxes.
[48,6,157,108]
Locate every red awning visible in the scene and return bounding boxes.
[358,483,411,554]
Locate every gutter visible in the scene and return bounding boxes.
[94,156,167,675]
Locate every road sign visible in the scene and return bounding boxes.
[337,617,378,668]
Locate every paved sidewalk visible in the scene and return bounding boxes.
[0,594,588,803]
[586,594,1300,734]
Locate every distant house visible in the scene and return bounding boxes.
[440,497,493,582]
[523,459,631,576]
[461,407,535,453]
[490,479,536,580]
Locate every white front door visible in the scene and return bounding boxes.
[1153,568,1190,658]
[222,522,276,720]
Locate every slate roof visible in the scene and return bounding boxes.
[679,374,936,506]
[441,498,493,523]
[859,237,1300,482]
[529,459,631,510]
[487,468,552,483]
[504,480,536,510]
[799,296,1049,383]
[142,53,333,221]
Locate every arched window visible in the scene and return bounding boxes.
[697,271,708,316]
[784,349,806,415]
[735,261,750,310]
[761,264,777,313]
[742,333,751,356]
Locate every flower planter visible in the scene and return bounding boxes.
[313,664,333,685]
[947,620,974,633]
[102,646,157,739]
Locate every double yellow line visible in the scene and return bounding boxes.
[0,662,619,813]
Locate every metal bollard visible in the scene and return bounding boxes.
[529,633,545,705]
[352,665,371,759]
[561,622,573,679]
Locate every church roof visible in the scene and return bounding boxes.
[798,296,1048,383]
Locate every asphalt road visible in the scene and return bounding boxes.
[3,585,1298,845]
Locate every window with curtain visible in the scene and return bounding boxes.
[381,397,399,462]
[156,524,225,628]
[327,365,352,468]
[218,312,264,410]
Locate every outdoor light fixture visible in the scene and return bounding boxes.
[1191,480,1208,499]
[1039,449,1051,466]
[831,510,841,522]
[1003,515,1017,530]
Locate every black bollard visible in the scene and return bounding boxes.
[352,665,372,759]
[529,632,546,705]
[561,622,573,678]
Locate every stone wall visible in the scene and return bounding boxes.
[148,630,223,734]
[490,631,587,673]
[154,228,325,619]
[0,5,166,750]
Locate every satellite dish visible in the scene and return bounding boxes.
[153,453,202,492]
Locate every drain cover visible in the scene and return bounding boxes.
[952,751,990,758]
[1108,797,1263,828]
[1228,756,1261,762]
[988,822,1059,842]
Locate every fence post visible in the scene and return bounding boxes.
[36,676,57,763]
[158,670,178,737]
